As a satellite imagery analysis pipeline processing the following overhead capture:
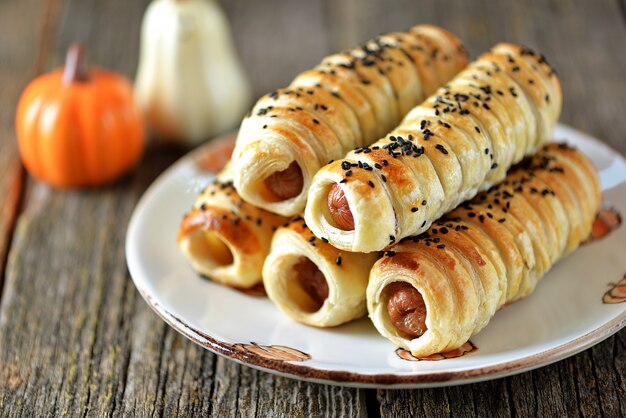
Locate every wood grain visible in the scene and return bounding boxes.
[0,0,624,416]
[0,0,54,300]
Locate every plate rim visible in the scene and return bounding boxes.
[126,123,626,388]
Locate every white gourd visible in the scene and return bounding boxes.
[135,0,251,145]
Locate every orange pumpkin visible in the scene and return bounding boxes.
[16,43,145,188]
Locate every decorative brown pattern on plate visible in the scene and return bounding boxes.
[603,274,626,304]
[583,206,622,245]
[395,341,478,361]
[193,133,237,173]
[233,342,312,362]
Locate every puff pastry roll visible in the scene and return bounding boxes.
[367,143,601,357]
[232,24,468,216]
[305,43,562,252]
[178,167,287,289]
[263,218,379,327]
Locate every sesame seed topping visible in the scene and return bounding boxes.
[435,144,449,155]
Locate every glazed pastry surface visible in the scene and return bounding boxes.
[367,144,601,357]
[305,43,561,252]
[178,166,287,289]
[232,24,469,216]
[263,218,379,327]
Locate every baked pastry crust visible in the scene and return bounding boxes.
[177,167,287,289]
[232,25,468,216]
[305,43,562,252]
[366,144,601,357]
[263,219,379,327]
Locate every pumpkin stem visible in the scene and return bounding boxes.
[63,42,90,83]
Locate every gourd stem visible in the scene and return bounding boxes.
[63,42,90,83]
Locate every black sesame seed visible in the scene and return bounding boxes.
[335,256,342,266]
[475,126,481,134]
[368,180,375,188]
[422,200,427,206]
[345,170,353,176]
[435,144,448,154]
[411,207,418,213]
[437,244,446,249]
[321,237,329,243]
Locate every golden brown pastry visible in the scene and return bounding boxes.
[367,144,602,357]
[178,166,287,289]
[232,24,469,216]
[305,43,562,252]
[263,218,379,327]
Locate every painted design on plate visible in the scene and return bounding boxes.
[603,274,626,304]
[233,342,312,362]
[395,341,477,361]
[193,134,236,173]
[583,206,622,245]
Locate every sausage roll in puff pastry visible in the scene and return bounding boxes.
[305,44,562,252]
[263,218,379,327]
[232,24,469,216]
[178,166,287,289]
[367,143,601,357]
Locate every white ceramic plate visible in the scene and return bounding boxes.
[126,124,626,388]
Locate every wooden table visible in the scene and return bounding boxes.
[1,0,624,415]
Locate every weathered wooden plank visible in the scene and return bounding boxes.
[0,0,54,300]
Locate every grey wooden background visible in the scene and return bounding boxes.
[1,0,625,416]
